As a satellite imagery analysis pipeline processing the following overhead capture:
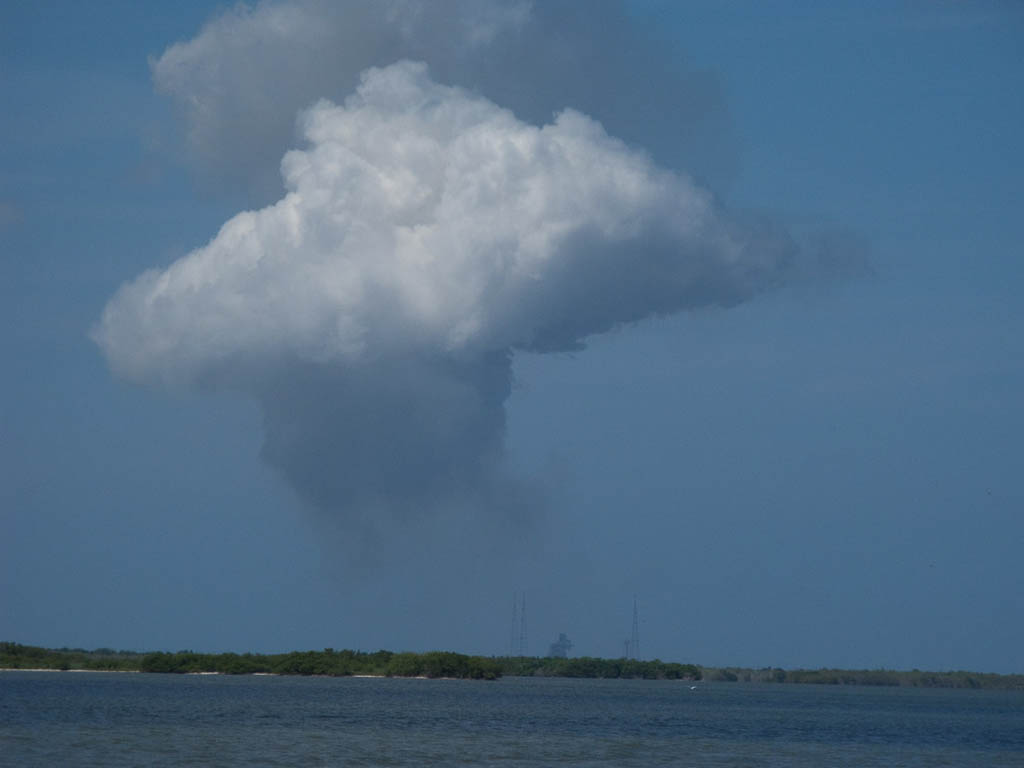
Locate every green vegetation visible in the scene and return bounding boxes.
[0,643,500,680]
[4,642,1021,689]
[0,643,695,680]
[0,642,143,672]
[497,655,700,680]
[702,666,1024,689]
[137,649,502,679]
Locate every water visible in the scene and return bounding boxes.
[2,671,1022,766]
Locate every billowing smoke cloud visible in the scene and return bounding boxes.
[151,0,731,202]
[94,60,793,522]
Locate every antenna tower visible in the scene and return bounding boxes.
[519,592,528,656]
[510,592,519,656]
[630,595,640,660]
[510,591,528,656]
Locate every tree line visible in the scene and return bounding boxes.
[702,665,1024,689]
[5,642,1022,688]
[0,642,142,672]
[0,643,500,679]
[138,649,502,679]
[498,655,700,680]
[0,643,698,680]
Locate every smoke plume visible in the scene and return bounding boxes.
[150,0,731,201]
[94,60,794,523]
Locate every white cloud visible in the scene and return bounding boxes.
[150,0,731,199]
[151,0,532,196]
[97,61,791,519]
[98,61,786,387]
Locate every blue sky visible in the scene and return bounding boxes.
[2,1,1022,673]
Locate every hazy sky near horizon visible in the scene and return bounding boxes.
[3,1,1023,673]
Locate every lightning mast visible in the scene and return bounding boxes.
[519,592,528,656]
[510,592,519,656]
[510,591,528,656]
[630,595,640,660]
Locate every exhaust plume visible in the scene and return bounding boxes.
[94,61,794,523]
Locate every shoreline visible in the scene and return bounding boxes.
[1,668,465,680]
[4,643,1020,687]
[3,667,1021,689]
[0,668,140,673]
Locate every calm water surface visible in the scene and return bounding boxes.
[2,671,1022,766]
